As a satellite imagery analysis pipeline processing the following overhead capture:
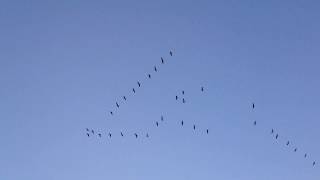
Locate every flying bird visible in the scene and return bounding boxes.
[146,133,149,138]
[86,128,89,131]
[161,57,164,64]
[161,115,164,121]
[253,121,257,126]
[154,66,157,72]
[181,120,184,126]
[170,51,173,56]
[176,95,178,100]
[156,121,159,127]
[86,133,90,137]
[183,98,186,103]
[286,141,290,146]
[148,74,151,79]
[252,103,255,109]
[110,111,114,115]
[133,88,136,93]
[123,96,127,101]
[137,81,141,87]
[91,130,94,134]
[98,133,102,137]
[201,86,204,92]
[108,133,112,138]
[275,134,279,139]
[121,132,124,137]
[294,148,297,152]
[134,133,138,138]
[182,90,185,95]
[206,129,209,134]
[304,154,307,158]
[313,161,316,166]
[271,129,274,134]
[193,125,196,130]
[116,102,120,108]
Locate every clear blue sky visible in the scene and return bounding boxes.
[1,0,319,179]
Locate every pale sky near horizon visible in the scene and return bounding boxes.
[1,0,320,179]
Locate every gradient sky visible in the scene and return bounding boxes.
[1,0,320,179]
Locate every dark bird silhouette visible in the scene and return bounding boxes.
[86,128,89,131]
[161,57,164,64]
[183,98,186,103]
[193,125,196,130]
[121,132,124,137]
[156,121,159,127]
[304,154,307,158]
[110,111,114,115]
[271,129,274,134]
[148,74,151,79]
[294,148,297,152]
[116,102,120,108]
[201,86,204,92]
[286,141,290,146]
[133,88,136,93]
[108,133,112,138]
[161,115,164,121]
[276,134,279,139]
[98,133,102,137]
[182,90,185,95]
[252,103,255,109]
[176,95,178,100]
[123,96,127,101]
[253,121,257,126]
[146,133,149,138]
[170,51,173,56]
[154,66,157,72]
[137,81,141,87]
[86,133,90,137]
[206,129,209,134]
[181,120,184,126]
[91,130,94,134]
[134,133,138,138]
[313,161,316,166]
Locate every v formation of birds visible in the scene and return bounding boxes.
[85,50,316,168]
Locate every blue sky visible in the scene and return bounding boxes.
[0,0,319,179]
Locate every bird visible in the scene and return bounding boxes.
[86,133,90,137]
[156,121,159,127]
[193,125,196,130]
[98,133,102,137]
[154,66,157,72]
[146,133,149,138]
[137,81,141,87]
[86,128,89,131]
[206,129,209,134]
[286,141,290,146]
[252,103,255,109]
[176,95,178,100]
[121,132,124,137]
[161,57,164,64]
[108,133,112,138]
[201,86,204,92]
[91,130,94,134]
[181,120,184,126]
[294,148,297,152]
[148,74,151,79]
[182,90,185,95]
[133,88,136,93]
[110,111,114,115]
[170,51,173,56]
[134,133,138,138]
[313,161,316,166]
[253,121,257,126]
[304,153,307,158]
[123,96,127,101]
[161,115,164,121]
[116,102,120,108]
[271,129,274,134]
[276,134,279,139]
[183,98,186,103]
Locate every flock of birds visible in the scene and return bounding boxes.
[85,50,316,168]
